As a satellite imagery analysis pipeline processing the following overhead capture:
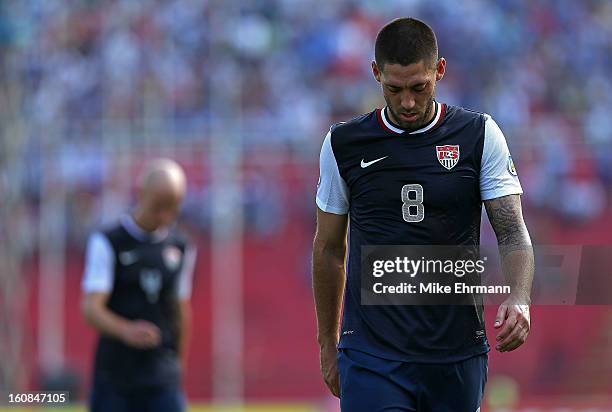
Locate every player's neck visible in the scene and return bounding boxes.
[387,100,436,132]
[131,210,159,233]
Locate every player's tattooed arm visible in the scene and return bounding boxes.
[484,194,534,352]
[485,194,534,302]
[484,195,534,304]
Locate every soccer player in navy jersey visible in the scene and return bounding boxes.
[81,159,195,412]
[313,17,534,411]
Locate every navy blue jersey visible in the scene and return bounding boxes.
[82,216,196,390]
[316,101,522,362]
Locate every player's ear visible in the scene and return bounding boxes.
[372,61,382,83]
[435,57,446,81]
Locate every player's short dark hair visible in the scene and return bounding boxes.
[375,17,438,70]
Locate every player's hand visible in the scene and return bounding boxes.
[120,320,162,349]
[319,342,340,398]
[494,299,530,352]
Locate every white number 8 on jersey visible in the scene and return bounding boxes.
[401,184,424,223]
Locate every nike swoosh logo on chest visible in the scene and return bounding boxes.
[360,156,388,168]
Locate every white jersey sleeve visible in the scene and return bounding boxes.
[480,115,523,200]
[316,130,350,214]
[177,245,197,300]
[81,232,115,293]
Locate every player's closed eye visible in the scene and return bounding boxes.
[386,86,401,93]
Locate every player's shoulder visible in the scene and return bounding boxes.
[329,110,379,141]
[441,104,493,143]
[83,220,125,255]
[444,103,490,124]
[166,227,193,251]
[92,220,123,242]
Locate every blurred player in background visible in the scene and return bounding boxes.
[81,159,196,412]
[313,17,534,411]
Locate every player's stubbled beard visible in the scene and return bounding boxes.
[385,94,435,132]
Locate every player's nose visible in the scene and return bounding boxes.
[400,93,416,111]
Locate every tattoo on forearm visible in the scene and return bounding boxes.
[485,195,531,255]
[485,195,534,303]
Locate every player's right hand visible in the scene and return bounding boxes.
[319,342,340,398]
[120,320,162,349]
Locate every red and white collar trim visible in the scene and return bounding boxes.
[378,101,444,134]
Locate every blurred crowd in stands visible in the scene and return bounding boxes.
[1,0,612,252]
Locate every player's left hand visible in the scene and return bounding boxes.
[319,342,340,398]
[494,299,530,352]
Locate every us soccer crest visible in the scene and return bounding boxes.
[163,245,182,271]
[436,145,460,170]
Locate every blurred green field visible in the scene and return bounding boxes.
[0,404,319,412]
